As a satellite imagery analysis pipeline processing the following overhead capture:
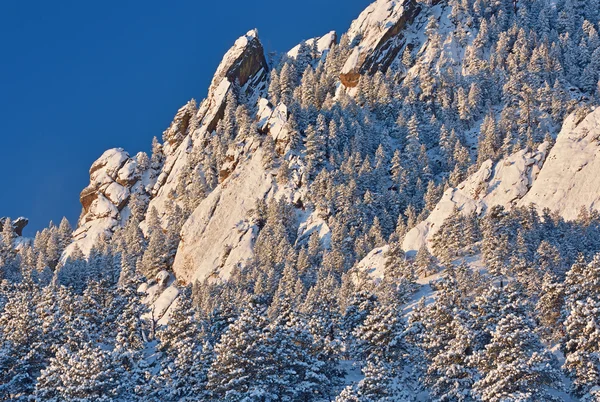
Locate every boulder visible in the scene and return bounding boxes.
[0,217,29,237]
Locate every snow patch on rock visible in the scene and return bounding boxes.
[354,245,390,284]
[296,210,332,249]
[140,270,180,326]
[402,107,600,256]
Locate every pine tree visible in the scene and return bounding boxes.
[206,297,273,399]
[472,314,561,401]
[155,286,211,401]
[353,302,408,365]
[35,343,118,401]
[535,273,565,342]
[268,69,281,105]
[140,223,168,278]
[0,289,44,399]
[563,297,600,398]
[477,113,499,166]
[415,245,438,277]
[338,360,394,402]
[279,63,296,104]
[427,316,477,402]
[305,124,326,179]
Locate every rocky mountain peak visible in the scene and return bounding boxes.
[209,29,267,94]
[198,29,269,135]
[341,0,428,87]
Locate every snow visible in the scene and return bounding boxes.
[61,148,142,262]
[140,271,180,325]
[89,148,130,182]
[173,148,274,283]
[256,98,273,130]
[345,0,416,71]
[340,360,364,385]
[146,138,192,231]
[403,143,549,254]
[402,272,441,316]
[151,285,180,326]
[212,78,231,113]
[403,107,600,256]
[296,209,332,249]
[104,182,129,208]
[354,245,390,283]
[146,27,269,231]
[256,100,290,144]
[267,103,289,142]
[347,0,405,49]
[62,217,118,259]
[209,29,261,95]
[90,193,119,219]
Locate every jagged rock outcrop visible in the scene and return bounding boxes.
[147,30,269,225]
[198,29,268,135]
[160,100,197,157]
[340,0,430,87]
[0,217,28,237]
[63,148,146,258]
[287,31,337,60]
[257,99,290,153]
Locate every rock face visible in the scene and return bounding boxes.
[403,107,600,254]
[64,148,145,258]
[257,99,290,153]
[161,100,197,156]
[287,31,337,60]
[0,217,28,237]
[518,108,600,220]
[403,143,549,254]
[173,147,273,283]
[138,270,180,326]
[340,0,427,87]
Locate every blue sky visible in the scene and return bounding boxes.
[0,0,368,235]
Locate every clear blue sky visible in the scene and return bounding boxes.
[0,0,368,235]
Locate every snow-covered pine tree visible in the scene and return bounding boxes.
[472,314,562,401]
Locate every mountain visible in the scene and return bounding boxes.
[3,0,600,400]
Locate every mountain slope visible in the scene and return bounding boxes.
[5,0,600,400]
[403,106,600,254]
